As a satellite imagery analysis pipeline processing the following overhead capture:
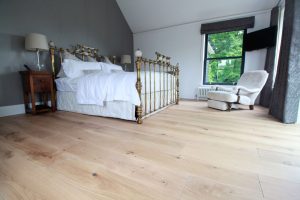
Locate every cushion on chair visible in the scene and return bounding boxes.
[238,95,251,105]
[208,91,237,102]
[207,100,229,111]
[207,91,251,105]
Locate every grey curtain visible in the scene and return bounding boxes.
[201,17,255,34]
[269,0,300,124]
[260,7,279,107]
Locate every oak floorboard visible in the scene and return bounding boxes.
[0,101,300,200]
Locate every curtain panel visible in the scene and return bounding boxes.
[260,7,279,107]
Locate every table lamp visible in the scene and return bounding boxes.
[121,55,131,71]
[25,33,49,70]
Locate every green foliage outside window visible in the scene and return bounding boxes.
[205,30,244,85]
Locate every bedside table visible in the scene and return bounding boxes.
[20,71,56,114]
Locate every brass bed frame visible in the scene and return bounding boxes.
[49,44,179,124]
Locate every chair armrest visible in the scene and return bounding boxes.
[215,86,235,92]
[236,86,260,94]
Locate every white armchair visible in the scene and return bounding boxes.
[207,70,269,111]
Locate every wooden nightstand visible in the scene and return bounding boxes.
[20,71,56,114]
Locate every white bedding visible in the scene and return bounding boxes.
[57,90,175,120]
[55,56,177,121]
[76,71,140,106]
[57,91,136,120]
[55,77,80,92]
[55,71,175,106]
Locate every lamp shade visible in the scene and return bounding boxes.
[25,33,49,51]
[121,55,131,64]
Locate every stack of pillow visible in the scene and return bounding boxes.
[57,51,123,78]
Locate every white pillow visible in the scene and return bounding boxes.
[56,52,82,77]
[104,56,113,64]
[87,56,97,62]
[83,69,103,75]
[99,62,123,73]
[62,59,102,78]
[64,51,81,61]
[56,68,66,78]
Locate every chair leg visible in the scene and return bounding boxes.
[227,103,232,111]
[249,105,254,110]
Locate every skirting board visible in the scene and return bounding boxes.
[1,102,299,123]
[0,104,25,117]
[0,101,51,117]
[297,101,300,124]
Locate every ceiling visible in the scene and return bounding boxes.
[116,0,279,33]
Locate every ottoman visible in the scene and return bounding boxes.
[207,91,251,111]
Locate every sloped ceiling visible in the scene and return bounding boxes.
[116,0,279,33]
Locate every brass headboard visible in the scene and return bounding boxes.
[68,44,99,61]
[49,44,102,76]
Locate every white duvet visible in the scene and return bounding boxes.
[56,70,175,107]
[76,71,141,106]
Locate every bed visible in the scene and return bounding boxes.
[49,44,179,124]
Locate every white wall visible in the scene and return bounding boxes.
[134,10,271,99]
[297,101,300,124]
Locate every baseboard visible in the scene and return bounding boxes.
[0,101,51,117]
[0,104,25,117]
[180,98,199,102]
[297,108,300,124]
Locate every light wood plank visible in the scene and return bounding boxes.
[0,101,299,200]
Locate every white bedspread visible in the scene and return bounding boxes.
[76,72,141,106]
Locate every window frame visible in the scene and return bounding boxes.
[203,29,247,85]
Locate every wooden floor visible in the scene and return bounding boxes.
[1,101,300,200]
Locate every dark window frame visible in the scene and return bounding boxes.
[203,29,246,85]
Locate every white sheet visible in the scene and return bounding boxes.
[76,71,140,106]
[56,71,175,93]
[57,91,136,121]
[57,89,175,120]
[56,71,176,107]
[55,77,80,92]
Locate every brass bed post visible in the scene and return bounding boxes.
[50,47,55,76]
[170,65,173,103]
[175,64,180,105]
[159,61,162,109]
[154,62,156,111]
[144,59,147,116]
[59,48,64,65]
[149,61,152,113]
[135,55,143,124]
[163,61,166,107]
[171,66,174,103]
[166,62,169,105]
[173,66,176,103]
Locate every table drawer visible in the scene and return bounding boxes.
[33,77,51,92]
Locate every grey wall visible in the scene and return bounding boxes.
[0,0,133,107]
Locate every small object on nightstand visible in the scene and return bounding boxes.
[19,70,56,114]
[23,64,32,71]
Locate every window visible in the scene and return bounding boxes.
[203,30,246,85]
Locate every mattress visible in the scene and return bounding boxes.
[55,73,176,120]
[57,90,175,120]
[55,71,175,93]
[57,91,136,121]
